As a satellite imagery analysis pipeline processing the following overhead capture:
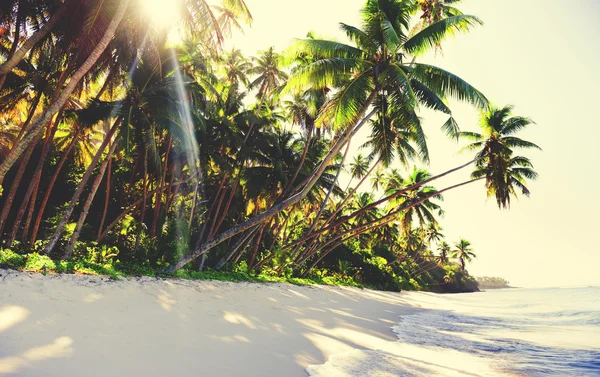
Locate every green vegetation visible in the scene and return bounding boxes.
[476,276,512,289]
[0,0,540,293]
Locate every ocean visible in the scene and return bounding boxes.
[308,286,600,377]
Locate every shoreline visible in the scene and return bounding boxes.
[0,269,419,376]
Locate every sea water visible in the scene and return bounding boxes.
[308,286,600,377]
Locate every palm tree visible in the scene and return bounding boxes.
[249,47,288,102]
[346,153,370,190]
[451,238,476,270]
[436,240,450,265]
[461,105,540,208]
[385,167,443,234]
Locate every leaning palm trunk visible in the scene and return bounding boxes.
[283,159,477,251]
[291,140,351,265]
[0,0,129,185]
[0,0,24,91]
[43,121,120,254]
[29,134,78,244]
[63,139,120,259]
[214,225,261,270]
[14,111,65,243]
[0,141,37,237]
[297,157,382,264]
[296,178,485,272]
[160,96,378,274]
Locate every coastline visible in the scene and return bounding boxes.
[0,269,419,376]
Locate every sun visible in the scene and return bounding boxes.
[139,0,182,31]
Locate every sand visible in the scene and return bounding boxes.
[0,269,502,377]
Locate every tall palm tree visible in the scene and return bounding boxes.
[451,238,475,270]
[436,240,450,265]
[347,153,370,190]
[461,105,540,208]
[249,47,288,102]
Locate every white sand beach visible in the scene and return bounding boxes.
[0,269,506,377]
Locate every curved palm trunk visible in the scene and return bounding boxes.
[29,135,78,244]
[291,141,351,265]
[0,0,129,185]
[296,178,484,271]
[43,120,120,254]
[297,157,382,264]
[63,139,119,259]
[160,97,378,274]
[283,159,477,251]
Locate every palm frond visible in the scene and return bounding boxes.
[404,15,482,56]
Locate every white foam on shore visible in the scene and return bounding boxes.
[306,292,515,377]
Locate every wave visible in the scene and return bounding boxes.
[306,288,600,377]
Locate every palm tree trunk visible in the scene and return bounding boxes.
[248,222,267,269]
[96,179,188,243]
[296,157,382,264]
[14,89,42,143]
[328,158,381,224]
[280,125,312,199]
[161,95,378,274]
[283,159,478,251]
[0,0,24,91]
[194,173,228,249]
[0,141,36,238]
[214,225,260,270]
[43,120,120,254]
[29,134,78,244]
[150,137,172,237]
[63,139,119,259]
[16,110,65,243]
[97,153,112,239]
[0,0,129,185]
[135,150,149,252]
[296,178,485,269]
[213,175,240,237]
[292,141,351,264]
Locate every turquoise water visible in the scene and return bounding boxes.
[394,286,600,376]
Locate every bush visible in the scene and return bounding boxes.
[0,249,26,269]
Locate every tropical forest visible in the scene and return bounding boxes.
[0,0,540,293]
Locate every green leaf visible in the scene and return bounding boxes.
[410,63,489,109]
[404,15,482,56]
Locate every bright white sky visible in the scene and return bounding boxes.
[225,0,600,288]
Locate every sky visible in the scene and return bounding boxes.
[223,0,600,288]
